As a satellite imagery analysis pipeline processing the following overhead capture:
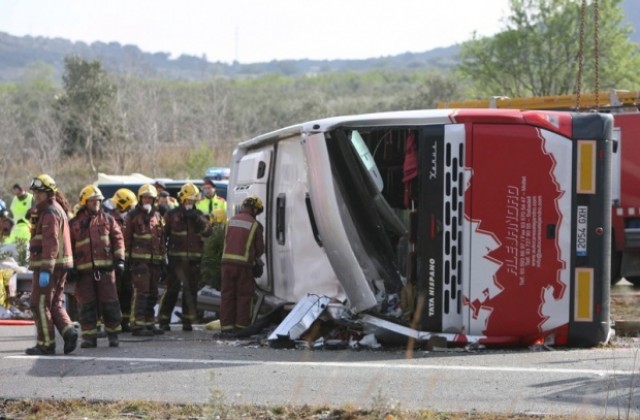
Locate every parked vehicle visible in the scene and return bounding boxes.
[205,166,231,180]
[228,108,613,347]
[95,173,228,201]
[438,90,640,286]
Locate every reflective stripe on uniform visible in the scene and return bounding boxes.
[39,293,52,346]
[221,221,257,263]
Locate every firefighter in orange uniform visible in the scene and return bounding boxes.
[124,184,166,337]
[69,185,125,348]
[25,174,78,355]
[107,188,137,332]
[158,183,211,331]
[220,196,264,335]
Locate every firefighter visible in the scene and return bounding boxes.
[25,174,78,356]
[69,185,125,348]
[219,196,264,335]
[109,188,137,332]
[158,183,211,331]
[196,177,226,221]
[124,184,166,337]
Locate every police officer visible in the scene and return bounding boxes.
[196,177,226,220]
[69,185,125,348]
[219,196,264,335]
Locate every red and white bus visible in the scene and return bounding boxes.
[228,108,613,347]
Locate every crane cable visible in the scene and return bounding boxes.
[576,0,586,109]
[594,0,600,109]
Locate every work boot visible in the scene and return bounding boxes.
[80,337,97,348]
[25,344,55,355]
[121,320,132,333]
[148,325,165,335]
[63,328,78,355]
[182,320,192,332]
[97,325,107,339]
[159,323,171,332]
[132,328,154,337]
[107,333,119,348]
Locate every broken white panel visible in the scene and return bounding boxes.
[268,294,331,341]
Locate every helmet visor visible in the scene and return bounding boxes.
[30,178,45,189]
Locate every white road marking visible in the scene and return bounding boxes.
[5,355,637,376]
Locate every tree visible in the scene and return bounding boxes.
[56,56,119,173]
[457,0,640,98]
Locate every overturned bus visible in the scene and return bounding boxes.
[227,108,613,347]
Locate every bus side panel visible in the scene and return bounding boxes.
[465,124,572,341]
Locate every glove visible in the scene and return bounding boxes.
[115,260,126,275]
[39,271,51,288]
[253,259,264,278]
[67,268,80,283]
[185,208,199,221]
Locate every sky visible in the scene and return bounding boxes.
[0,0,512,64]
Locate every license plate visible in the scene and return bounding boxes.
[576,206,588,256]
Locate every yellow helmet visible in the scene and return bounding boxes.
[30,174,57,193]
[211,208,227,224]
[79,185,104,207]
[112,188,137,212]
[137,184,158,200]
[178,183,200,203]
[242,196,264,215]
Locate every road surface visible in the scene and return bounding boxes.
[1,324,640,417]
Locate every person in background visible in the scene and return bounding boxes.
[124,184,166,337]
[25,174,77,356]
[10,183,34,225]
[154,180,178,211]
[157,191,173,216]
[69,185,125,348]
[107,188,137,332]
[158,183,211,331]
[201,208,227,290]
[0,210,31,245]
[196,177,226,220]
[219,196,264,336]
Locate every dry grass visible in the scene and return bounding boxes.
[611,284,640,321]
[0,399,603,420]
[0,141,235,205]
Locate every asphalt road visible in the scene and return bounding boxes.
[1,324,640,417]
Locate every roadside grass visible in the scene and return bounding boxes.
[0,398,607,420]
[611,285,640,321]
